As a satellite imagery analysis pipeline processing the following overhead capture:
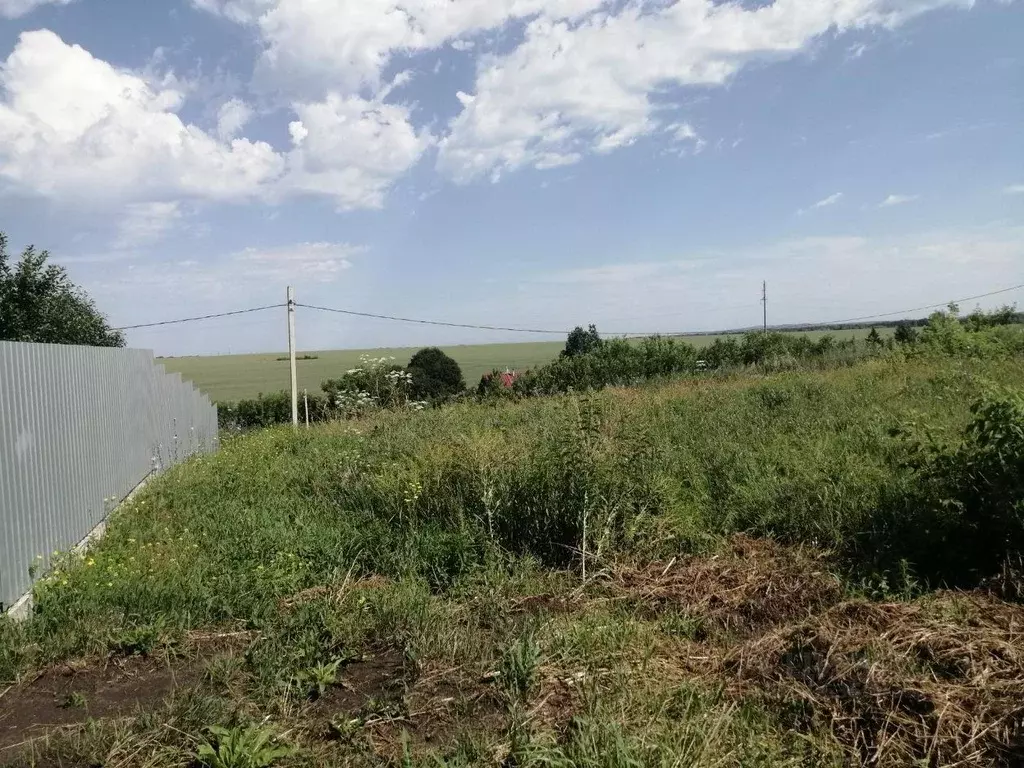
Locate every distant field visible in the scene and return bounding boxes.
[162,327,885,402]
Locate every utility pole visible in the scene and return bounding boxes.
[287,286,298,428]
[762,281,767,334]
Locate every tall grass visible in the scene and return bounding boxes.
[4,353,1021,670]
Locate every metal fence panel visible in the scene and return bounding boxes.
[0,341,218,611]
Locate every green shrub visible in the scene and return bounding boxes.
[217,391,332,431]
[877,387,1024,591]
[562,324,603,358]
[407,347,465,402]
[322,355,412,410]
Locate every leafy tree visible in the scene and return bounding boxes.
[0,232,124,347]
[562,324,602,358]
[893,323,918,345]
[866,327,883,347]
[407,347,465,401]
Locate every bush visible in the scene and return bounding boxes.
[894,323,918,345]
[882,388,1024,592]
[407,347,465,402]
[478,369,519,400]
[514,336,700,396]
[562,324,603,358]
[217,391,332,431]
[322,355,412,410]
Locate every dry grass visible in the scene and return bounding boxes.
[728,595,1024,767]
[612,534,845,636]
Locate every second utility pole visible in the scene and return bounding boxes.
[762,281,767,334]
[287,286,298,428]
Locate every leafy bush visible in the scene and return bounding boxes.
[894,323,919,345]
[322,355,414,411]
[880,388,1024,592]
[217,391,334,431]
[478,369,519,400]
[407,347,465,402]
[562,324,603,358]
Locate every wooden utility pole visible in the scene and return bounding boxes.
[287,286,298,428]
[762,281,767,334]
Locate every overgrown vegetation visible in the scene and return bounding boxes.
[5,314,1021,767]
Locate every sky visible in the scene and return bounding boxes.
[0,0,1021,356]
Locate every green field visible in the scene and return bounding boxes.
[163,328,884,402]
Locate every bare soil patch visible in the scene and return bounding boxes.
[0,654,196,756]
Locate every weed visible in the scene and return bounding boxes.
[196,724,293,768]
[293,658,342,699]
[60,690,88,709]
[499,632,541,698]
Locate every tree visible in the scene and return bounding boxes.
[562,324,602,358]
[866,327,883,347]
[407,347,465,402]
[893,323,918,345]
[0,232,124,347]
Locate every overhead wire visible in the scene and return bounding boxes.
[113,282,1023,337]
[811,283,1024,327]
[294,302,572,335]
[114,303,286,331]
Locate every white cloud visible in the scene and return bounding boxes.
[233,241,361,281]
[798,192,843,214]
[192,0,607,98]
[0,30,284,206]
[100,241,362,305]
[437,0,977,181]
[285,93,432,209]
[115,202,183,248]
[1005,184,1024,195]
[216,98,254,140]
[880,193,919,206]
[667,122,707,155]
[0,0,71,18]
[0,31,428,216]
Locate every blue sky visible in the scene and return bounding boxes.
[0,0,1021,355]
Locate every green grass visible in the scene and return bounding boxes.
[162,329,885,402]
[3,349,1020,767]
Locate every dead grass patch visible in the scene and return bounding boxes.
[612,534,844,637]
[727,594,1024,767]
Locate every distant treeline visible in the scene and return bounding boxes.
[679,308,1024,338]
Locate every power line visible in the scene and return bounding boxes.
[114,303,285,331]
[296,302,572,335]
[113,281,1023,337]
[814,283,1024,326]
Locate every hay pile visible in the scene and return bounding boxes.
[613,534,844,635]
[729,595,1024,766]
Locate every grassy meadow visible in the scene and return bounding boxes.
[3,345,1023,767]
[162,328,885,402]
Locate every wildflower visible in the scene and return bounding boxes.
[106,582,113,587]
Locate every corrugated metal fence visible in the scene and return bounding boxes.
[0,341,218,612]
